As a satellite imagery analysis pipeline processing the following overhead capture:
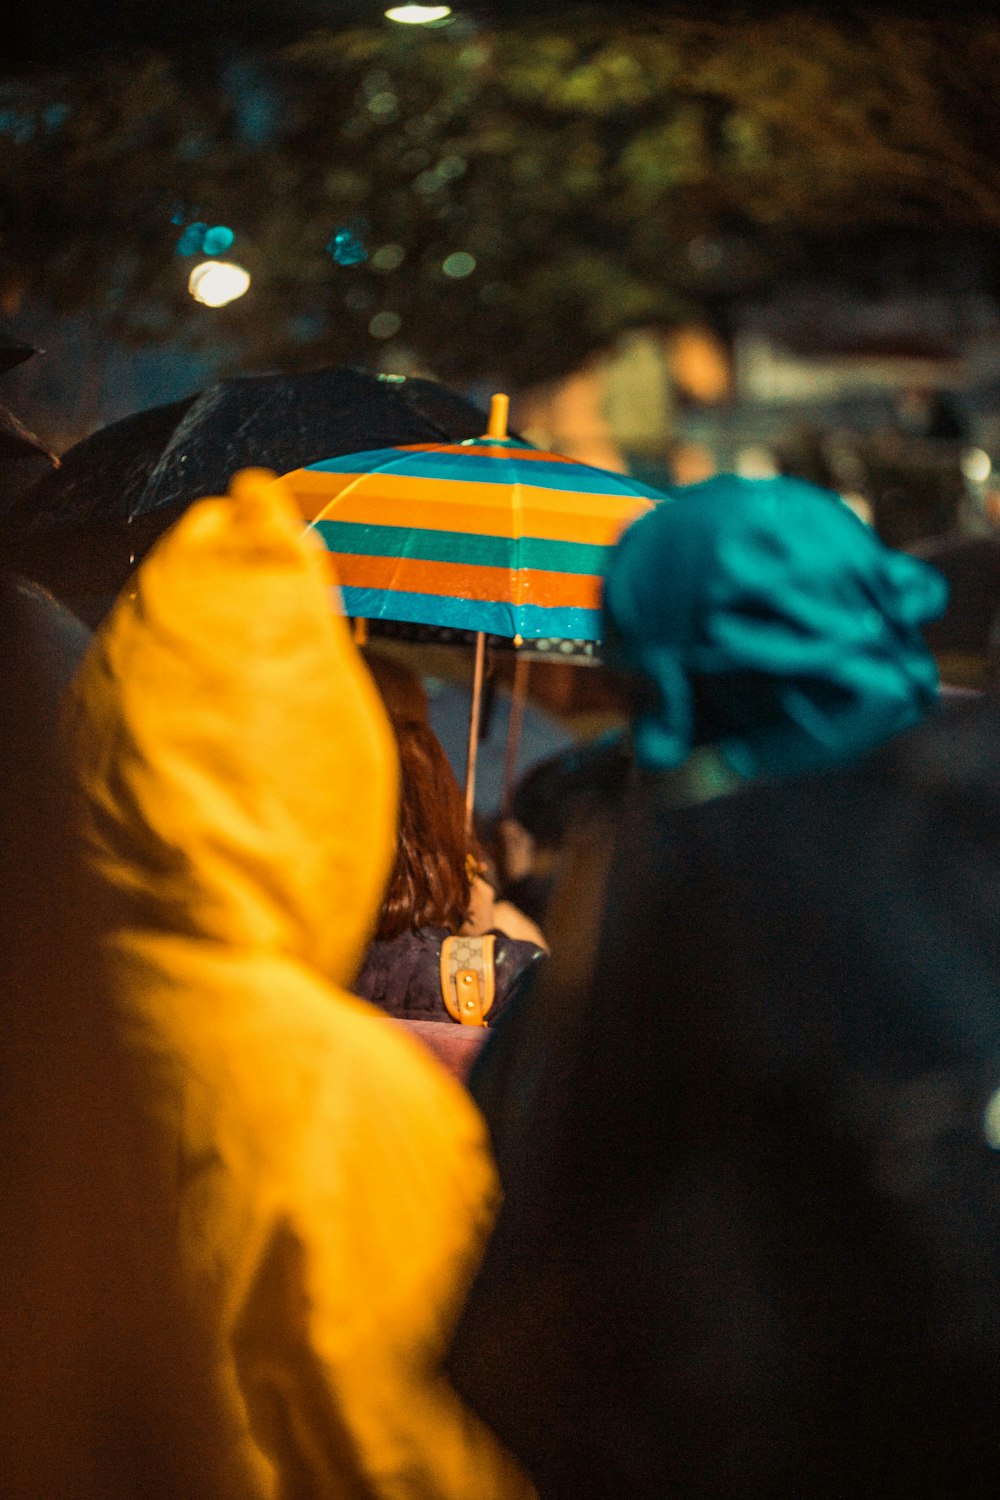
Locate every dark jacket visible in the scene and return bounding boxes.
[355,926,544,1025]
[450,694,1000,1498]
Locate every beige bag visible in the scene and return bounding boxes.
[440,934,497,1026]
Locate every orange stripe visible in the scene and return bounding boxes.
[286,468,630,518]
[280,469,651,544]
[325,552,602,610]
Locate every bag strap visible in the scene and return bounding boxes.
[440,934,497,1026]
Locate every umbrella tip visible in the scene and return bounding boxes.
[485,392,509,441]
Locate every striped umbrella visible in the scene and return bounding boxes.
[272,395,664,817]
[275,394,662,644]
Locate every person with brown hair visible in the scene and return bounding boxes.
[363,649,430,726]
[355,718,545,1026]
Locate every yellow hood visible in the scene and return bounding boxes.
[68,470,396,988]
[62,471,533,1500]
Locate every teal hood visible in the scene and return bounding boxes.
[603,475,948,779]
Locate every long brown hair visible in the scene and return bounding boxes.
[377,719,479,940]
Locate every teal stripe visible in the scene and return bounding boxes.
[339,585,603,642]
[314,520,610,577]
[308,447,668,500]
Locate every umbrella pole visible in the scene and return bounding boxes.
[501,653,531,816]
[465,631,487,832]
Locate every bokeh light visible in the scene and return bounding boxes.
[442,251,476,279]
[961,447,992,484]
[369,310,402,339]
[385,5,453,23]
[984,1088,1000,1149]
[176,222,234,258]
[328,227,368,266]
[437,154,467,180]
[175,222,208,256]
[188,260,251,307]
[734,445,778,479]
[202,225,235,255]
[371,243,406,272]
[841,491,874,526]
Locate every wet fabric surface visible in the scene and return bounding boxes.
[603,474,948,778]
[11,367,495,537]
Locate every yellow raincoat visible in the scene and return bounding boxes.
[59,472,533,1499]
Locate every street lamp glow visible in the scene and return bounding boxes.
[385,6,453,23]
[187,260,251,308]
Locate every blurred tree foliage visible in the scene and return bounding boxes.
[2,14,1000,384]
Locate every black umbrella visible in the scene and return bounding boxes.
[0,404,57,466]
[1,366,499,623]
[5,395,200,540]
[0,339,39,375]
[12,367,495,538]
[0,341,59,493]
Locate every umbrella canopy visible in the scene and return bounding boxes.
[6,396,199,541]
[276,402,663,644]
[0,341,58,499]
[0,339,37,376]
[0,404,57,467]
[8,366,498,541]
[1,367,500,623]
